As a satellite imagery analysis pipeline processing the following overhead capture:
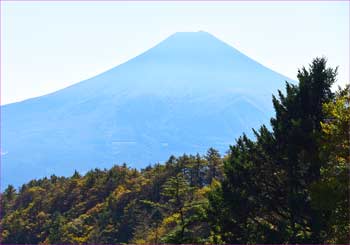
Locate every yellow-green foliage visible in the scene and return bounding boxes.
[1,154,221,244]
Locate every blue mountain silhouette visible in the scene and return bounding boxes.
[1,31,291,188]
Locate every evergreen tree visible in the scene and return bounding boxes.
[205,148,223,183]
[208,57,339,243]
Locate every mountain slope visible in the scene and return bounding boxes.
[1,31,291,187]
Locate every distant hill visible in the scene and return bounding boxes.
[1,31,291,188]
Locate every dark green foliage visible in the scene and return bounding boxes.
[208,57,348,244]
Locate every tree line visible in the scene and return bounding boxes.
[1,57,349,244]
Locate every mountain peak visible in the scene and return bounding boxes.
[131,31,263,74]
[163,30,222,44]
[136,31,242,63]
[170,30,212,36]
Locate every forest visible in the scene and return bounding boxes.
[1,58,349,244]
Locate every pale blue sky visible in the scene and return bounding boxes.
[1,1,349,105]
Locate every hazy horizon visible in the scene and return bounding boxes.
[1,1,349,105]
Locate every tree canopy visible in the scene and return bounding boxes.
[1,58,348,244]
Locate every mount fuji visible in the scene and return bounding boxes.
[1,31,291,188]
